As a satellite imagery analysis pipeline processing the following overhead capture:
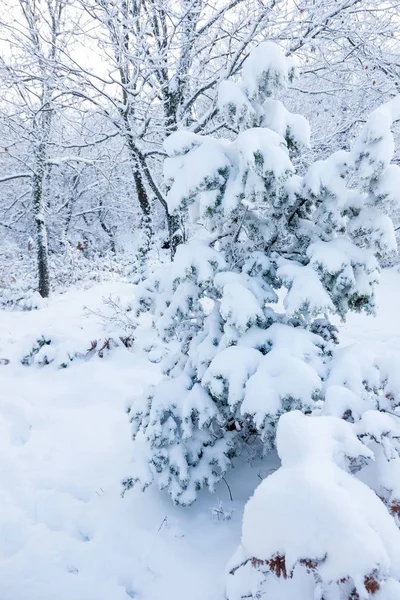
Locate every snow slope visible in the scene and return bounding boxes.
[0,270,399,600]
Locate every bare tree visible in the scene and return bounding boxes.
[0,0,76,296]
[64,0,278,260]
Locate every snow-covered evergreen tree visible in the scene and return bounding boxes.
[124,42,399,506]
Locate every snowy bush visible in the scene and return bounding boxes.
[0,243,137,309]
[226,411,400,600]
[124,41,400,505]
[20,335,135,368]
[322,345,400,525]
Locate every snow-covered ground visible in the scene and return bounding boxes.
[0,269,399,600]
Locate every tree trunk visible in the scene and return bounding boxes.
[123,127,154,274]
[31,95,53,298]
[32,152,50,298]
[132,167,151,221]
[132,167,152,276]
[135,149,181,261]
[167,209,182,260]
[100,219,116,254]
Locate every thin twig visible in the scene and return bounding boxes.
[222,476,233,502]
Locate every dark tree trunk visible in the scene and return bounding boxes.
[100,220,116,254]
[32,145,50,298]
[132,167,152,275]
[35,216,50,298]
[133,167,151,220]
[167,210,182,260]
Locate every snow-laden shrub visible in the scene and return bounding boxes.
[227,339,400,599]
[320,345,400,526]
[20,334,135,368]
[226,411,400,600]
[124,41,400,505]
[0,243,136,309]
